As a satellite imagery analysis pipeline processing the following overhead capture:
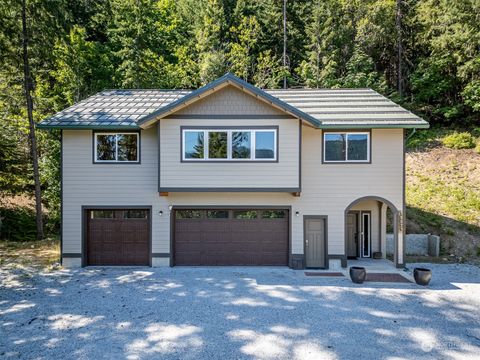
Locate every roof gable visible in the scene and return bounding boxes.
[137,73,321,128]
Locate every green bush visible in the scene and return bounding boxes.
[0,207,37,242]
[476,142,480,154]
[442,132,476,149]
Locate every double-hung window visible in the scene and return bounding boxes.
[182,128,277,161]
[323,132,370,163]
[94,132,139,163]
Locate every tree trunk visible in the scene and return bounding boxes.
[22,0,44,240]
[396,0,403,97]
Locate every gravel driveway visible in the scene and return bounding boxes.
[1,263,480,359]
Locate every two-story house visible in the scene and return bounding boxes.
[38,73,429,269]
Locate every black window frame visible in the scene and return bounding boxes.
[93,131,141,164]
[181,126,279,163]
[322,130,371,164]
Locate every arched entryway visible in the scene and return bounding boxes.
[344,196,402,267]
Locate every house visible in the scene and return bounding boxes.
[37,73,429,269]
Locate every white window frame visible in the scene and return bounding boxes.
[323,132,370,163]
[182,128,277,161]
[94,132,140,163]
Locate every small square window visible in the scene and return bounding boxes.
[206,210,229,219]
[91,210,115,219]
[233,210,258,219]
[176,210,203,219]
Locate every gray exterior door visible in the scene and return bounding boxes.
[347,213,358,258]
[304,217,326,268]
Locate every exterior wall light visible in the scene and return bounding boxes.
[295,211,300,216]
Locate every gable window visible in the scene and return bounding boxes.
[182,128,277,161]
[95,132,139,163]
[323,132,369,163]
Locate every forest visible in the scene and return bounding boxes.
[0,0,479,240]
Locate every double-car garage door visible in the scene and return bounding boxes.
[173,208,289,266]
[85,207,289,266]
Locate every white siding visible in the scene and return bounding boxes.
[159,86,300,189]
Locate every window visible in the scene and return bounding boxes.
[323,132,369,163]
[95,133,139,163]
[233,210,258,219]
[182,128,277,161]
[261,210,286,219]
[123,210,148,219]
[91,210,114,219]
[206,210,229,219]
[176,210,202,219]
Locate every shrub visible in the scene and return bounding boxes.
[0,207,37,241]
[476,142,480,154]
[442,132,476,149]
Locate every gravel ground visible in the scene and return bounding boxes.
[1,263,480,360]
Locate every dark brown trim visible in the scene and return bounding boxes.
[168,114,293,120]
[170,206,292,267]
[303,215,328,269]
[399,128,407,268]
[60,130,63,264]
[298,119,302,192]
[157,122,161,192]
[378,201,383,254]
[80,205,152,267]
[158,187,301,193]
[152,253,170,258]
[62,253,81,258]
[344,196,399,269]
[91,130,142,165]
[321,129,372,164]
[180,126,279,163]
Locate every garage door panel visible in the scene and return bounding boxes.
[174,208,289,266]
[86,209,150,266]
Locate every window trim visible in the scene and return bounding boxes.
[181,126,279,162]
[322,130,371,164]
[93,131,141,164]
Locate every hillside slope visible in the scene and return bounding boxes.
[406,145,480,263]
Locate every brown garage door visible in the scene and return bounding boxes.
[86,209,150,266]
[174,209,289,266]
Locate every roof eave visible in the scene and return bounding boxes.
[319,122,430,129]
[36,124,141,130]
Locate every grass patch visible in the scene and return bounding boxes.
[0,237,60,269]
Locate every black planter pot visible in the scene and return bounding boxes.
[414,268,432,286]
[349,266,366,284]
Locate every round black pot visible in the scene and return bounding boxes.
[414,268,432,286]
[349,266,366,284]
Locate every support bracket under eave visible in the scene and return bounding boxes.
[159,192,169,197]
[292,192,301,197]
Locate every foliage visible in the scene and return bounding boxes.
[442,132,477,149]
[475,142,480,155]
[0,207,37,242]
[0,0,479,241]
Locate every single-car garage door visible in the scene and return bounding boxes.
[174,208,289,266]
[86,208,150,266]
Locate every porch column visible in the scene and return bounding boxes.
[380,203,387,259]
[396,211,405,267]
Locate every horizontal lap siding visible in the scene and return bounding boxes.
[62,92,403,261]
[62,128,170,254]
[160,86,300,189]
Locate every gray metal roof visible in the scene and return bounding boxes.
[37,89,191,129]
[37,74,428,129]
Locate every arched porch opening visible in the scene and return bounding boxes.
[344,196,402,268]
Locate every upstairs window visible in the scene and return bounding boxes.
[182,128,277,161]
[95,132,139,163]
[323,132,370,163]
